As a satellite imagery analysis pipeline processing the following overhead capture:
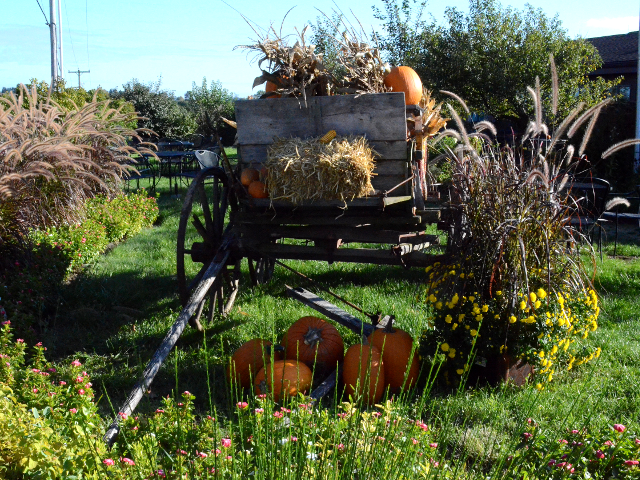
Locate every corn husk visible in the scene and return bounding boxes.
[264,135,377,204]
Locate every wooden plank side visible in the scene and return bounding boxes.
[235,93,406,145]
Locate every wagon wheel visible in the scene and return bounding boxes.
[177,167,239,330]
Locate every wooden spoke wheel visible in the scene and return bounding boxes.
[177,167,239,330]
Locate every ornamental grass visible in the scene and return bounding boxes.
[420,70,616,383]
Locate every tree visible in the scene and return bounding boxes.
[111,78,196,139]
[374,0,619,129]
[184,78,235,138]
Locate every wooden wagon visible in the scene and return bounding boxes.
[176,92,445,330]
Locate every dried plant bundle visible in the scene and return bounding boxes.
[264,135,377,204]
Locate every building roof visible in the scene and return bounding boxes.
[587,31,638,65]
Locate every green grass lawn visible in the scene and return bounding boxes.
[36,168,640,475]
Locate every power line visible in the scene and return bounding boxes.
[62,0,79,68]
[85,0,91,88]
[35,0,49,25]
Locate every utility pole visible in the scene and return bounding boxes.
[57,0,63,80]
[635,14,640,173]
[69,69,90,89]
[49,0,58,89]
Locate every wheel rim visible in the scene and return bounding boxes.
[177,167,237,326]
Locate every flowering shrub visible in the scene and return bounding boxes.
[0,322,108,478]
[511,418,640,479]
[0,190,157,337]
[421,262,601,380]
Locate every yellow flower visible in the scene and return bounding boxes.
[470,329,478,337]
[460,273,465,279]
[595,347,601,358]
[441,343,450,352]
[536,383,543,391]
[539,351,545,358]
[435,302,443,310]
[476,314,483,322]
[452,323,458,330]
[481,305,489,313]
[456,369,464,375]
[445,314,453,324]
[536,288,547,299]
[519,300,527,311]
[458,313,465,322]
[425,266,432,273]
[529,292,537,303]
[496,291,502,296]
[509,316,517,324]
[465,325,470,330]
[448,351,456,359]
[534,300,541,309]
[551,345,558,355]
[428,294,437,303]
[469,295,475,302]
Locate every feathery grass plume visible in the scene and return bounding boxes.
[567,98,613,138]
[549,54,558,116]
[602,138,640,159]
[604,197,631,211]
[440,90,471,115]
[579,106,603,156]
[0,83,146,249]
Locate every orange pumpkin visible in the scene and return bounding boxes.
[254,360,313,403]
[368,321,419,393]
[383,66,423,106]
[241,168,260,187]
[227,339,282,389]
[248,180,269,199]
[265,81,281,99]
[342,344,384,405]
[282,316,344,375]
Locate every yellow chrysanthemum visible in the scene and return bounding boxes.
[509,315,517,324]
[441,343,450,352]
[537,288,547,299]
[456,369,464,375]
[470,329,478,337]
[445,314,452,324]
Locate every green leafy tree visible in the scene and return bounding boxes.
[374,0,619,128]
[111,78,196,139]
[185,77,235,138]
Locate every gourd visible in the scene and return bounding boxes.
[265,81,281,98]
[342,343,384,405]
[227,339,282,389]
[248,180,269,199]
[367,319,419,393]
[254,360,313,402]
[383,66,423,106]
[240,168,260,187]
[282,316,344,376]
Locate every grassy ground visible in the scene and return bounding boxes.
[38,161,640,461]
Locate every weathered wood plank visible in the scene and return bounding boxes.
[253,243,439,266]
[243,195,410,210]
[235,93,407,145]
[310,368,339,403]
[286,285,373,336]
[235,211,422,227]
[104,250,230,447]
[238,224,439,245]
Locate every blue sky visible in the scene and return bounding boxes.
[1,0,638,98]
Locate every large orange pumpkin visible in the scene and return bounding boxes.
[368,321,419,393]
[383,66,423,106]
[240,168,260,187]
[254,360,313,403]
[227,339,282,390]
[282,316,344,376]
[265,81,281,99]
[342,344,384,405]
[248,180,269,199]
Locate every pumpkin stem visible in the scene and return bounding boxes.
[383,315,397,333]
[303,327,323,346]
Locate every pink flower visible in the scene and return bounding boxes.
[183,390,191,396]
[120,457,135,466]
[155,409,165,414]
[32,388,38,393]
[85,382,92,388]
[71,360,82,367]
[221,438,232,448]
[548,459,556,466]
[281,407,291,413]
[75,376,84,383]
[236,401,248,409]
[177,449,187,455]
[102,458,115,466]
[254,408,264,414]
[17,339,24,343]
[81,237,86,243]
[624,460,639,466]
[412,438,419,445]
[256,394,267,399]
[118,412,128,420]
[78,389,85,395]
[197,451,208,458]
[523,432,533,440]
[1,320,10,326]
[48,392,55,397]
[429,443,438,448]
[226,455,232,460]
[614,424,626,433]
[70,408,77,414]
[558,439,569,444]
[372,412,382,417]
[596,450,605,459]
[290,436,298,442]
[274,411,283,418]
[635,439,640,445]
[571,429,580,434]
[59,381,66,386]
[337,443,345,452]
[604,440,614,446]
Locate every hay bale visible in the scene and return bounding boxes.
[264,135,377,204]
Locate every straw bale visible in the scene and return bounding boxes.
[264,135,377,204]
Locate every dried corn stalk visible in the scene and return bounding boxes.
[265,135,377,204]
[334,33,391,95]
[239,26,333,101]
